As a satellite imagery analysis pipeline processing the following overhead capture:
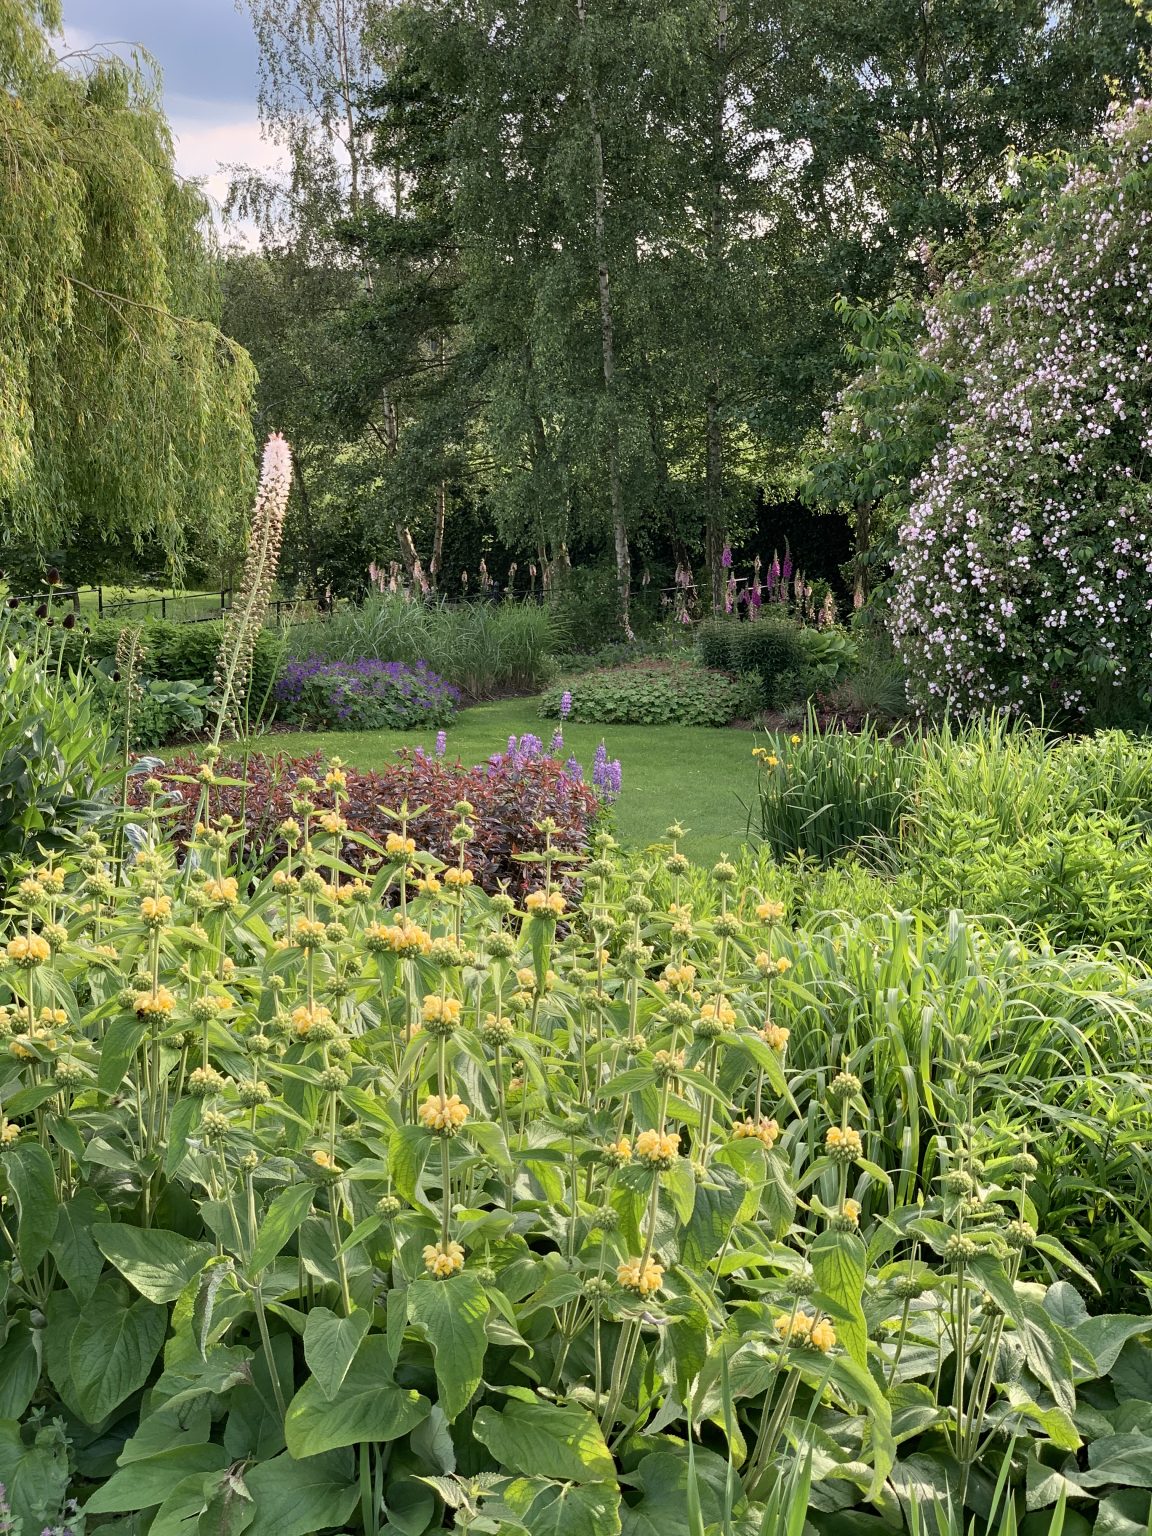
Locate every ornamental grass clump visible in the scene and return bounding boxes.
[2,775,1150,1530]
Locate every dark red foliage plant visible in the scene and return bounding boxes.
[132,748,601,897]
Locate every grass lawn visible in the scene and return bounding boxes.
[252,698,760,863]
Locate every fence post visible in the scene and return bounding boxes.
[97,586,103,619]
[161,595,167,620]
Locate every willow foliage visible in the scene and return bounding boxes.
[0,0,256,575]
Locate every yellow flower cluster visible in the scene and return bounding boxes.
[324,767,348,790]
[204,877,239,907]
[826,1125,864,1162]
[311,1149,339,1173]
[761,1022,790,1051]
[840,1198,861,1226]
[140,894,172,925]
[414,874,442,896]
[752,747,780,768]
[733,1116,780,1149]
[7,934,50,967]
[423,1240,465,1278]
[525,890,566,916]
[421,994,462,1025]
[662,962,696,990]
[756,899,785,922]
[617,1256,664,1296]
[364,920,432,957]
[292,1002,335,1038]
[774,1311,836,1352]
[602,1137,632,1165]
[699,997,736,1030]
[443,867,475,889]
[385,832,417,858]
[134,987,177,1019]
[634,1129,680,1168]
[318,811,346,836]
[754,953,791,976]
[0,1121,19,1145]
[419,1093,470,1134]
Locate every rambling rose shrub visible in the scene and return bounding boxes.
[892,102,1152,725]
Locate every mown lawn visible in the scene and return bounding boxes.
[252,699,761,862]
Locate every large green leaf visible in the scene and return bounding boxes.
[505,1477,623,1536]
[389,1123,433,1207]
[1078,1316,1152,1379]
[0,1418,71,1536]
[68,1282,167,1425]
[0,1324,38,1420]
[51,1189,109,1304]
[810,1229,868,1367]
[244,1450,359,1536]
[97,1016,147,1094]
[94,1223,214,1304]
[473,1394,615,1483]
[247,1183,315,1275]
[407,1272,489,1421]
[85,1445,229,1513]
[284,1337,428,1457]
[302,1305,371,1400]
[4,1141,57,1272]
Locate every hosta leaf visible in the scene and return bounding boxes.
[52,1189,109,1304]
[407,1272,489,1421]
[84,1445,229,1513]
[473,1395,615,1483]
[94,1223,214,1304]
[284,1338,428,1456]
[506,1477,622,1536]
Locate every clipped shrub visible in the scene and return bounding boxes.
[57,617,284,707]
[139,747,601,895]
[275,657,460,731]
[696,617,841,706]
[539,658,760,726]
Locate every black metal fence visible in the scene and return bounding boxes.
[7,587,320,626]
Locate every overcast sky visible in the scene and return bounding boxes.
[59,1,277,215]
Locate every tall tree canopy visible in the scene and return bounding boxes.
[222,0,1152,619]
[0,0,256,582]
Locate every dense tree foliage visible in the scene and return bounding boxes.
[217,0,1150,619]
[0,0,256,584]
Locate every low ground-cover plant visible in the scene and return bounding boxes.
[1,790,1151,1532]
[138,740,605,896]
[540,658,760,726]
[288,594,561,700]
[275,656,460,731]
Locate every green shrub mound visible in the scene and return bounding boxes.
[698,616,856,706]
[58,616,284,707]
[540,657,761,726]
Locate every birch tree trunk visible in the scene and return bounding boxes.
[575,0,633,639]
[705,0,729,613]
